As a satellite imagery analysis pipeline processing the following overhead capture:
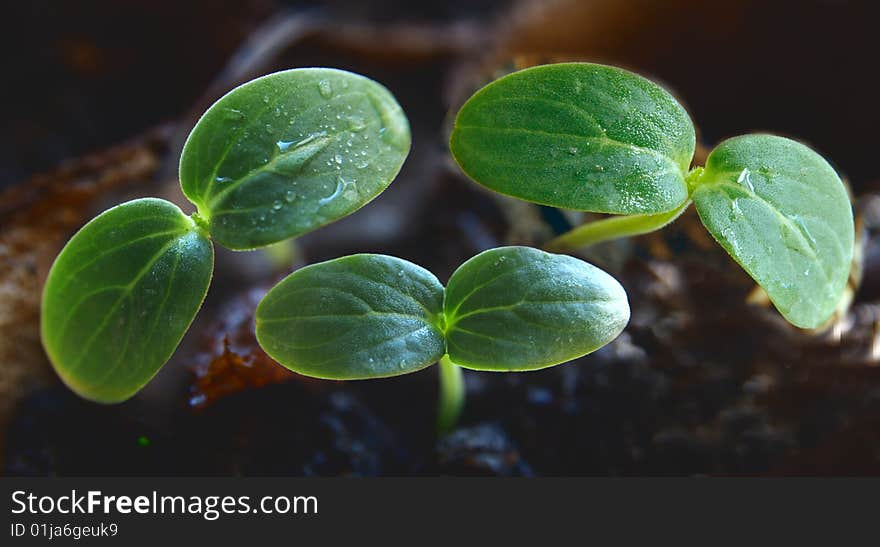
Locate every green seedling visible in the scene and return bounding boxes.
[45,61,842,438]
[255,246,629,432]
[41,68,410,403]
[450,62,854,330]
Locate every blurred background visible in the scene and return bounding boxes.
[2,0,880,476]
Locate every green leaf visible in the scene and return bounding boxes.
[180,68,411,250]
[443,246,630,371]
[692,135,854,328]
[450,63,694,214]
[255,254,446,379]
[41,198,214,403]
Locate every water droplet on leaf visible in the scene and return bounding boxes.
[224,108,246,122]
[348,115,366,132]
[737,168,755,192]
[318,80,333,98]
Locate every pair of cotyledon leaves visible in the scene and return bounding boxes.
[41,67,628,403]
[256,247,629,380]
[41,63,852,404]
[42,68,412,402]
[451,63,853,330]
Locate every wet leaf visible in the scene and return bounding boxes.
[180,68,410,250]
[450,63,694,214]
[256,254,446,379]
[693,135,854,328]
[41,198,214,403]
[443,246,629,371]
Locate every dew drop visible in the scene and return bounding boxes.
[792,215,817,247]
[214,176,233,183]
[318,80,333,98]
[272,200,282,210]
[780,221,815,257]
[348,115,366,132]
[732,198,743,216]
[285,190,297,202]
[224,108,246,122]
[737,168,755,192]
[298,132,326,146]
[319,177,345,205]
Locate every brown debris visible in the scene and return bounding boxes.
[188,338,296,410]
[187,289,298,410]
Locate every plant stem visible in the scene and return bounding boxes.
[437,355,465,435]
[262,238,302,270]
[544,200,691,252]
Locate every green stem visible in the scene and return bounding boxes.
[544,200,691,252]
[262,238,303,270]
[437,355,465,435]
[189,212,211,238]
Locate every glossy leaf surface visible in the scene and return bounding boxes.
[450,63,694,214]
[256,254,446,379]
[443,246,629,371]
[180,68,410,250]
[693,135,854,328]
[41,198,214,403]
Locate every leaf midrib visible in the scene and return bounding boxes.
[199,89,371,210]
[61,235,189,373]
[456,124,683,173]
[702,180,821,263]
